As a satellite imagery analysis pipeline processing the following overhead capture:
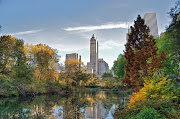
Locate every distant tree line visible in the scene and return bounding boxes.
[0,36,92,97]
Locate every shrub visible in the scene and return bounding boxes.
[128,74,178,108]
[135,108,164,119]
[0,74,19,96]
[114,73,180,119]
[114,99,179,119]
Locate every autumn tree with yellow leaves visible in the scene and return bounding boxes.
[28,43,60,93]
[64,58,90,90]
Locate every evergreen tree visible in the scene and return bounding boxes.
[122,15,166,91]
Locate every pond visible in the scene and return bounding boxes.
[0,91,129,119]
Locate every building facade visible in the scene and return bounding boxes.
[66,53,81,61]
[98,58,109,75]
[143,12,159,36]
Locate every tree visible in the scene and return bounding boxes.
[11,39,34,84]
[116,55,126,79]
[64,59,89,90]
[156,2,179,81]
[112,60,117,74]
[65,59,81,87]
[0,36,34,96]
[28,44,60,93]
[157,33,179,80]
[101,72,113,79]
[0,35,16,74]
[112,54,126,79]
[31,44,59,79]
[122,15,166,91]
[167,1,180,31]
[33,44,58,70]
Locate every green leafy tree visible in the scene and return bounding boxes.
[112,54,126,79]
[112,60,117,74]
[102,72,113,79]
[11,39,34,83]
[0,36,34,96]
[0,35,16,74]
[157,2,180,81]
[116,55,126,79]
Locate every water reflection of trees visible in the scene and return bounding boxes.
[0,91,129,119]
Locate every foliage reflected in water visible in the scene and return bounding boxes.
[0,91,129,119]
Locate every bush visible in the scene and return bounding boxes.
[135,108,164,119]
[128,74,178,108]
[114,99,179,119]
[114,73,180,119]
[0,74,19,97]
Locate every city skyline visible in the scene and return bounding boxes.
[0,0,176,68]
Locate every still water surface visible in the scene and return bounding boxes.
[0,91,129,119]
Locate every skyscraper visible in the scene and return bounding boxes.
[143,12,159,36]
[87,34,109,75]
[87,34,98,74]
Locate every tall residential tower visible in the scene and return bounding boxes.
[87,34,98,74]
[87,34,109,75]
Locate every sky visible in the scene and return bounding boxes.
[0,0,177,68]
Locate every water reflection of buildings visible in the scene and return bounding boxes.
[31,104,63,118]
[85,103,109,119]
[1,91,129,119]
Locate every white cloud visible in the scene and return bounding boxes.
[10,29,43,36]
[63,22,133,31]
[99,40,124,50]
